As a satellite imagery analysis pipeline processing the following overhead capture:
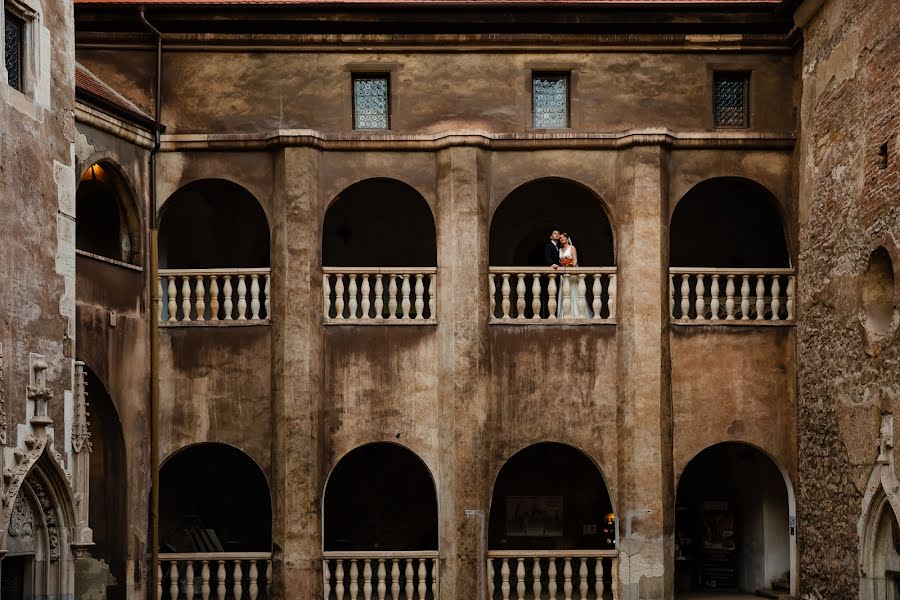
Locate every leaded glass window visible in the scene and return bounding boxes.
[714,72,749,128]
[4,9,24,91]
[353,75,389,130]
[532,74,568,129]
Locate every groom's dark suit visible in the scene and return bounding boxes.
[544,240,560,266]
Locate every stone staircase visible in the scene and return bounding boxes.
[756,573,792,599]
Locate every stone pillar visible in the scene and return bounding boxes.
[270,147,324,599]
[614,145,674,599]
[435,146,492,600]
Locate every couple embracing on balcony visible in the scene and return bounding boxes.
[543,229,592,318]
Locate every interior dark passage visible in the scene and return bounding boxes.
[322,178,437,267]
[670,178,790,268]
[159,443,272,552]
[84,366,128,600]
[76,162,139,264]
[323,443,438,551]
[675,442,790,595]
[490,179,614,267]
[488,443,614,551]
[159,179,270,269]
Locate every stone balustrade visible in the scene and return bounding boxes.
[156,552,273,600]
[158,269,271,323]
[488,267,617,322]
[322,551,440,600]
[487,551,619,600]
[323,268,437,323]
[669,268,795,323]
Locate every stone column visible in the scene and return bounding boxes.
[614,145,674,599]
[270,147,324,599]
[435,146,492,600]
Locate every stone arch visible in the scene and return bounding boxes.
[860,417,900,600]
[669,177,790,269]
[322,442,438,551]
[159,443,272,552]
[322,178,437,268]
[490,177,615,267]
[76,159,143,265]
[158,179,270,270]
[674,441,795,595]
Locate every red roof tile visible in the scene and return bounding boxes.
[75,63,155,126]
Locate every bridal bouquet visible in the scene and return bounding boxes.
[560,257,575,267]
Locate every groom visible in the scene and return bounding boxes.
[544,229,561,269]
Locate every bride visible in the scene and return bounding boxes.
[556,232,593,318]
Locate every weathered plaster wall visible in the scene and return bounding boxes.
[796,0,900,596]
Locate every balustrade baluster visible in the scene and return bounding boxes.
[592,274,602,319]
[364,559,373,600]
[237,275,248,320]
[611,563,619,600]
[157,278,164,321]
[725,275,736,320]
[377,560,386,600]
[348,274,359,320]
[695,274,706,320]
[710,274,720,320]
[401,275,412,319]
[577,274,588,317]
[607,274,617,321]
[490,274,496,317]
[680,274,690,319]
[771,275,781,320]
[167,276,177,322]
[234,561,244,600]
[250,274,261,320]
[324,561,332,600]
[740,275,751,320]
[194,276,206,321]
[335,275,345,320]
[669,274,675,318]
[532,274,542,320]
[210,276,220,321]
[415,274,425,320]
[182,276,192,321]
[336,561,346,600]
[248,561,258,600]
[350,560,359,600]
[755,275,765,320]
[216,561,226,600]
[488,559,495,599]
[388,275,398,319]
[157,563,163,600]
[548,558,558,600]
[186,561,195,600]
[324,274,332,318]
[391,560,400,600]
[223,276,233,320]
[533,558,543,600]
[548,275,558,319]
[264,274,270,319]
[563,558,572,600]
[169,561,179,600]
[516,274,526,319]
[428,274,436,319]
[266,562,272,596]
[516,558,525,600]
[201,561,210,600]
[361,275,371,320]
[579,559,588,600]
[405,559,414,600]
[595,558,604,600]
[501,274,511,319]
[375,274,384,318]
[417,559,427,600]
[561,275,572,318]
[432,558,439,600]
[787,275,795,320]
[500,559,511,600]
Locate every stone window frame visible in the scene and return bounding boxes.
[709,67,753,129]
[350,71,392,131]
[527,67,574,131]
[2,0,38,100]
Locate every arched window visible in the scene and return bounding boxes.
[83,366,127,600]
[489,179,615,321]
[322,179,437,321]
[669,178,791,321]
[487,443,615,599]
[323,443,437,551]
[861,488,900,599]
[76,161,140,265]
[675,442,792,595]
[159,444,271,552]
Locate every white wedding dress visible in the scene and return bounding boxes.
[556,245,593,318]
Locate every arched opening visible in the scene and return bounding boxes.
[322,179,437,320]
[323,443,438,551]
[76,161,140,265]
[863,247,896,334]
[322,178,436,268]
[83,366,127,600]
[861,488,900,599]
[159,179,270,270]
[490,179,614,268]
[159,443,272,552]
[489,179,615,320]
[675,443,791,596]
[2,482,50,600]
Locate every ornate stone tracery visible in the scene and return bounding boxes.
[8,487,35,537]
[0,343,6,445]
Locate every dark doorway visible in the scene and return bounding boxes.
[76,162,139,264]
